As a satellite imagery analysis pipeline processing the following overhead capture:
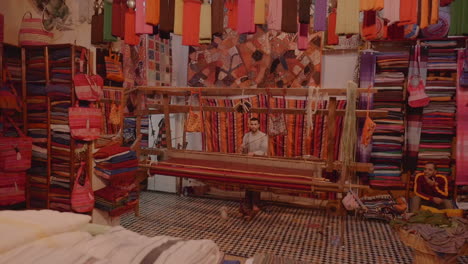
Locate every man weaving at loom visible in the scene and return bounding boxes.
[239,117,268,220]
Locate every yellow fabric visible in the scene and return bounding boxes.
[199,1,212,44]
[173,0,184,35]
[254,0,266,24]
[420,206,463,217]
[336,0,360,34]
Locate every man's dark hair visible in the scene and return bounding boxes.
[250,117,259,123]
[425,162,437,170]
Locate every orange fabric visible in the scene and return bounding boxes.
[124,9,140,45]
[226,0,238,30]
[146,0,160,25]
[420,0,429,29]
[374,0,384,10]
[182,0,202,46]
[327,10,338,45]
[430,0,439,25]
[360,0,371,10]
[399,0,417,25]
[234,103,244,153]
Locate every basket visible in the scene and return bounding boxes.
[18,12,53,46]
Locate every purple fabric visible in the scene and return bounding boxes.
[314,0,327,31]
[358,52,376,164]
[456,50,468,185]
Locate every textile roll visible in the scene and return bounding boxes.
[146,0,160,25]
[237,0,255,34]
[313,0,327,31]
[281,0,297,33]
[173,0,183,34]
[160,0,175,36]
[135,0,153,34]
[267,0,282,31]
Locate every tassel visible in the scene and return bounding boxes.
[15,146,22,160]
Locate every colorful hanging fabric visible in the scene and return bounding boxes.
[313,0,326,31]
[449,0,468,36]
[211,0,224,35]
[430,0,439,25]
[362,10,377,40]
[160,0,175,38]
[299,0,311,24]
[226,0,238,31]
[254,0,265,24]
[357,52,376,164]
[267,0,282,31]
[281,0,297,33]
[419,0,429,29]
[199,0,212,44]
[182,0,201,46]
[136,0,153,34]
[327,9,338,45]
[297,23,308,50]
[103,0,117,41]
[336,0,360,34]
[382,0,399,24]
[237,0,255,34]
[173,0,183,35]
[146,0,160,25]
[124,8,140,45]
[112,0,123,38]
[171,34,189,86]
[399,0,417,26]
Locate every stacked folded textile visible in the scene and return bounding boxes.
[416,44,457,177]
[49,48,72,83]
[361,194,397,222]
[26,96,48,208]
[368,51,409,188]
[94,144,139,216]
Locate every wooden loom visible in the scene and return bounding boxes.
[135,86,388,194]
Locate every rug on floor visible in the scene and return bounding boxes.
[121,191,467,264]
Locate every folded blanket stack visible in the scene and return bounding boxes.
[94,143,138,216]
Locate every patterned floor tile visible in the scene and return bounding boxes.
[121,191,468,264]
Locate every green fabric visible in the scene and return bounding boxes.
[407,210,451,226]
[103,1,117,42]
[449,0,468,36]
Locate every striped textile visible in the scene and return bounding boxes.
[201,95,345,159]
[456,50,468,185]
[358,52,376,164]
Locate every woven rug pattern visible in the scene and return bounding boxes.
[121,191,467,264]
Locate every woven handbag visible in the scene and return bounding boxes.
[91,0,105,45]
[71,162,95,213]
[185,91,204,133]
[0,116,32,172]
[74,73,104,101]
[0,171,26,206]
[104,52,124,82]
[360,87,376,146]
[267,92,287,136]
[18,12,53,46]
[69,103,103,141]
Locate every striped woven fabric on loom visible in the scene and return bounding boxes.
[102,89,123,135]
[200,95,345,159]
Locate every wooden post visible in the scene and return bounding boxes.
[326,97,337,172]
[163,94,172,149]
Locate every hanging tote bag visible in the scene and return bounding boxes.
[0,116,32,172]
[185,90,204,133]
[0,171,26,206]
[69,103,103,141]
[71,162,95,213]
[104,51,124,82]
[18,12,53,46]
[74,74,104,101]
[407,45,430,108]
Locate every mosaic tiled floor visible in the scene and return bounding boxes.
[122,191,468,264]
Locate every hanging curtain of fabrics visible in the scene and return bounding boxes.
[200,95,345,160]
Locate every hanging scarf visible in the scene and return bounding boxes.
[136,0,153,34]
[182,0,201,46]
[146,0,160,25]
[254,0,265,24]
[281,0,297,33]
[327,9,338,45]
[267,0,282,31]
[336,0,360,34]
[237,0,255,33]
[199,1,212,44]
[313,0,327,31]
[124,8,140,45]
[226,0,238,30]
[112,0,123,37]
[399,0,417,26]
[160,0,175,38]
[298,0,311,24]
[173,0,184,35]
[211,0,224,35]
